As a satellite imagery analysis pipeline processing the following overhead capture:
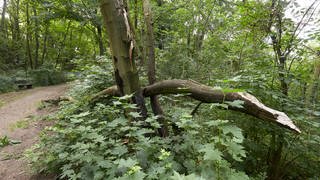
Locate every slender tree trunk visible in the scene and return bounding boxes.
[0,0,7,35]
[26,1,33,69]
[96,24,105,56]
[55,21,71,67]
[307,59,320,106]
[267,134,284,180]
[134,0,138,29]
[100,0,147,117]
[33,5,39,69]
[279,56,288,96]
[12,0,21,64]
[41,23,49,65]
[143,0,168,137]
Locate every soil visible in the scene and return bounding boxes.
[0,84,69,180]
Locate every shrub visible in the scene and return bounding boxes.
[27,59,249,179]
[0,74,16,93]
[30,66,66,86]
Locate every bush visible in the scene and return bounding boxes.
[27,59,249,179]
[30,66,66,86]
[0,74,16,93]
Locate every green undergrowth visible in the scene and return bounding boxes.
[26,57,249,179]
[0,136,21,148]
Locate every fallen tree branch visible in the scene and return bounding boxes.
[42,96,75,105]
[92,79,301,133]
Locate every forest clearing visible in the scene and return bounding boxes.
[0,0,320,179]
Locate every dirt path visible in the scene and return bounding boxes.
[0,84,69,180]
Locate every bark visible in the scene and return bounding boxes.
[26,1,33,69]
[100,0,140,95]
[92,79,301,133]
[41,23,49,65]
[33,5,40,68]
[0,0,7,34]
[96,24,105,56]
[134,0,138,29]
[267,134,285,180]
[55,21,71,67]
[307,60,320,106]
[100,0,147,117]
[143,0,168,137]
[12,0,21,64]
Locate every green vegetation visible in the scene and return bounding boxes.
[9,116,37,131]
[0,135,21,148]
[0,0,319,179]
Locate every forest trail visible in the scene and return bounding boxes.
[0,84,69,180]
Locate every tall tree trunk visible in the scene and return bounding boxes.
[26,1,33,69]
[12,0,21,64]
[279,56,288,96]
[267,134,284,180]
[134,0,138,29]
[55,21,71,68]
[143,0,168,137]
[33,5,39,69]
[307,59,320,106]
[41,23,49,65]
[96,24,105,56]
[0,0,7,35]
[100,0,147,117]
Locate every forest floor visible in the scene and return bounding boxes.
[0,84,69,180]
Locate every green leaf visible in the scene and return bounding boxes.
[204,120,229,127]
[129,112,142,118]
[225,141,246,161]
[225,100,245,109]
[108,117,127,128]
[119,94,133,101]
[210,103,228,109]
[117,158,138,169]
[199,143,222,162]
[221,125,244,142]
[112,145,128,157]
[113,101,122,106]
[171,171,205,180]
[73,111,90,118]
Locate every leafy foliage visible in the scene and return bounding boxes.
[27,63,249,179]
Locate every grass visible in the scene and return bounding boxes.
[9,116,37,131]
[0,152,23,161]
[0,136,21,148]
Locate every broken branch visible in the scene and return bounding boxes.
[92,79,301,133]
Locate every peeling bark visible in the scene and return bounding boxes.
[100,0,147,118]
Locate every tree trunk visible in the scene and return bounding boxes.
[307,59,320,106]
[41,23,49,65]
[134,0,138,29]
[96,24,105,56]
[55,21,71,68]
[143,0,168,137]
[12,0,21,64]
[26,1,33,69]
[0,0,7,35]
[33,5,40,69]
[267,134,284,180]
[100,0,147,117]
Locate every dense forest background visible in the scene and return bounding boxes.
[0,0,320,179]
